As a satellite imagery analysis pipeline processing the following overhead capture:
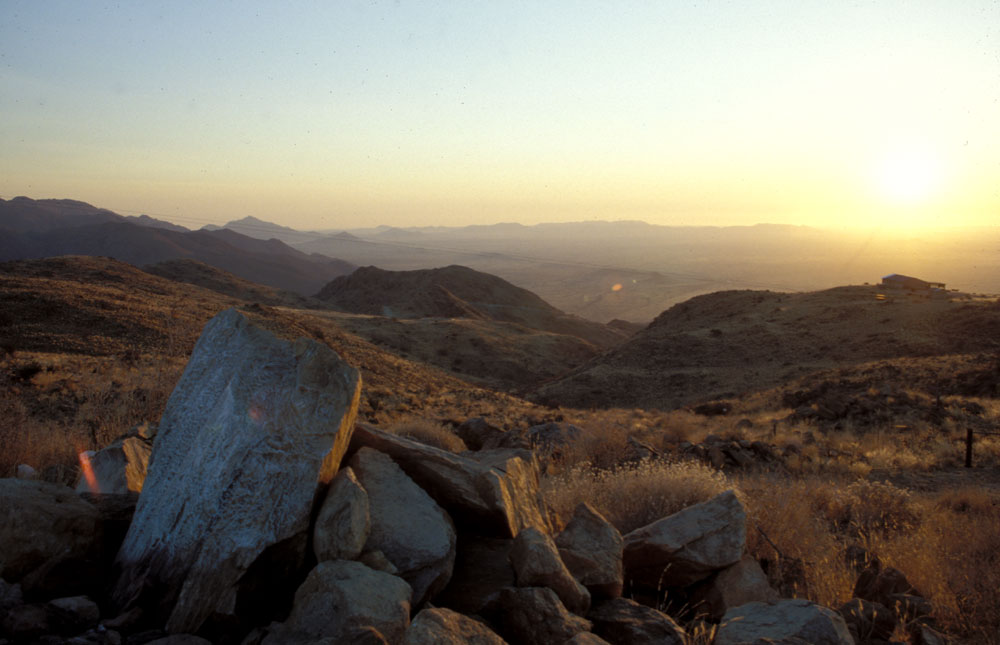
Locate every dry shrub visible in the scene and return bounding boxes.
[386,417,467,453]
[542,459,732,534]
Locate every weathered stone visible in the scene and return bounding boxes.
[48,595,100,634]
[910,624,951,645]
[2,603,52,640]
[313,467,369,562]
[435,535,515,616]
[0,578,23,616]
[145,636,214,645]
[359,550,399,575]
[0,479,99,582]
[456,417,507,451]
[277,560,411,644]
[495,586,591,645]
[405,607,507,644]
[112,308,362,634]
[76,435,152,495]
[510,527,589,615]
[556,502,624,599]
[854,566,921,609]
[350,424,552,537]
[839,598,896,643]
[624,436,660,462]
[564,633,612,644]
[15,464,37,480]
[587,597,686,645]
[623,490,746,588]
[715,599,855,645]
[350,447,455,606]
[689,555,777,620]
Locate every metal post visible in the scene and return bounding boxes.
[965,428,974,468]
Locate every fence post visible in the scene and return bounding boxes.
[965,428,974,468]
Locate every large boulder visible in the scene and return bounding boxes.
[434,535,515,616]
[0,479,99,583]
[350,423,551,537]
[587,597,686,645]
[405,607,507,644]
[112,308,362,634]
[623,490,746,588]
[555,502,624,599]
[495,586,591,645]
[689,555,777,620]
[839,598,897,644]
[269,560,411,644]
[350,447,456,607]
[510,527,590,615]
[313,466,370,562]
[76,435,152,495]
[715,599,855,645]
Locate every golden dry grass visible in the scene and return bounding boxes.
[386,416,468,453]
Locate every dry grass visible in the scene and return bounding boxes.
[542,459,733,534]
[386,416,468,453]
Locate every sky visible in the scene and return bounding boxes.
[1,1,998,231]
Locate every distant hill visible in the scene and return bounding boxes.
[0,196,184,233]
[532,285,1000,410]
[0,220,355,296]
[316,265,627,348]
[204,215,325,244]
[144,259,321,309]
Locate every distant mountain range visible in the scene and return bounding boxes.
[0,197,354,295]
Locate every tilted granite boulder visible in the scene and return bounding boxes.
[350,423,551,537]
[112,308,362,634]
[587,597,686,645]
[510,527,590,615]
[715,598,855,645]
[75,434,152,495]
[313,466,370,562]
[405,607,507,645]
[350,447,456,607]
[623,490,746,588]
[495,586,591,645]
[0,479,99,583]
[555,502,624,599]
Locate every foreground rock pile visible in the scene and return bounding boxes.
[0,309,952,643]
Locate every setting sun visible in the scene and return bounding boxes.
[872,145,945,205]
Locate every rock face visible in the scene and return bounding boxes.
[405,607,507,644]
[495,586,591,645]
[435,535,516,616]
[275,559,412,644]
[350,423,552,537]
[556,502,624,599]
[76,434,152,495]
[510,527,590,615]
[0,479,99,582]
[587,597,686,645]
[623,490,746,588]
[689,555,777,620]
[350,447,456,607]
[112,308,362,634]
[313,466,370,562]
[715,598,855,645]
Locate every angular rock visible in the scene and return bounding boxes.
[47,595,100,634]
[456,417,507,451]
[839,598,896,643]
[0,577,24,614]
[854,566,921,610]
[359,550,399,575]
[623,490,746,588]
[689,555,777,621]
[313,466,369,562]
[495,586,591,645]
[112,308,362,634]
[510,527,590,615]
[76,435,152,495]
[556,502,624,599]
[277,560,411,644]
[350,423,551,537]
[526,422,583,454]
[405,607,507,644]
[0,479,99,582]
[565,633,612,644]
[435,535,515,616]
[2,603,52,640]
[715,599,855,645]
[145,636,214,645]
[587,597,686,645]
[350,447,456,606]
[15,464,37,480]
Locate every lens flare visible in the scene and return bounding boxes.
[611,283,623,292]
[78,450,99,493]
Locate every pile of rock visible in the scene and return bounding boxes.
[678,435,781,471]
[0,309,941,643]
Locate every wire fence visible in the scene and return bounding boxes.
[965,428,1000,467]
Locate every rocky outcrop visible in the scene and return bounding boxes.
[715,598,855,645]
[112,308,362,634]
[495,586,592,645]
[350,423,552,537]
[623,490,746,588]
[405,607,507,644]
[268,559,412,644]
[689,555,777,620]
[509,527,590,615]
[0,479,99,582]
[76,432,152,495]
[313,466,370,562]
[556,502,624,599]
[587,597,686,645]
[350,447,456,607]
[434,535,515,616]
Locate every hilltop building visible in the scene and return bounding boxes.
[881,274,946,291]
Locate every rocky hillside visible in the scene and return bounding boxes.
[533,285,1000,410]
[316,265,627,348]
[144,259,321,309]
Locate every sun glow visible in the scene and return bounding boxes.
[872,145,945,206]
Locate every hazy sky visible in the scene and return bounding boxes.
[2,1,998,230]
